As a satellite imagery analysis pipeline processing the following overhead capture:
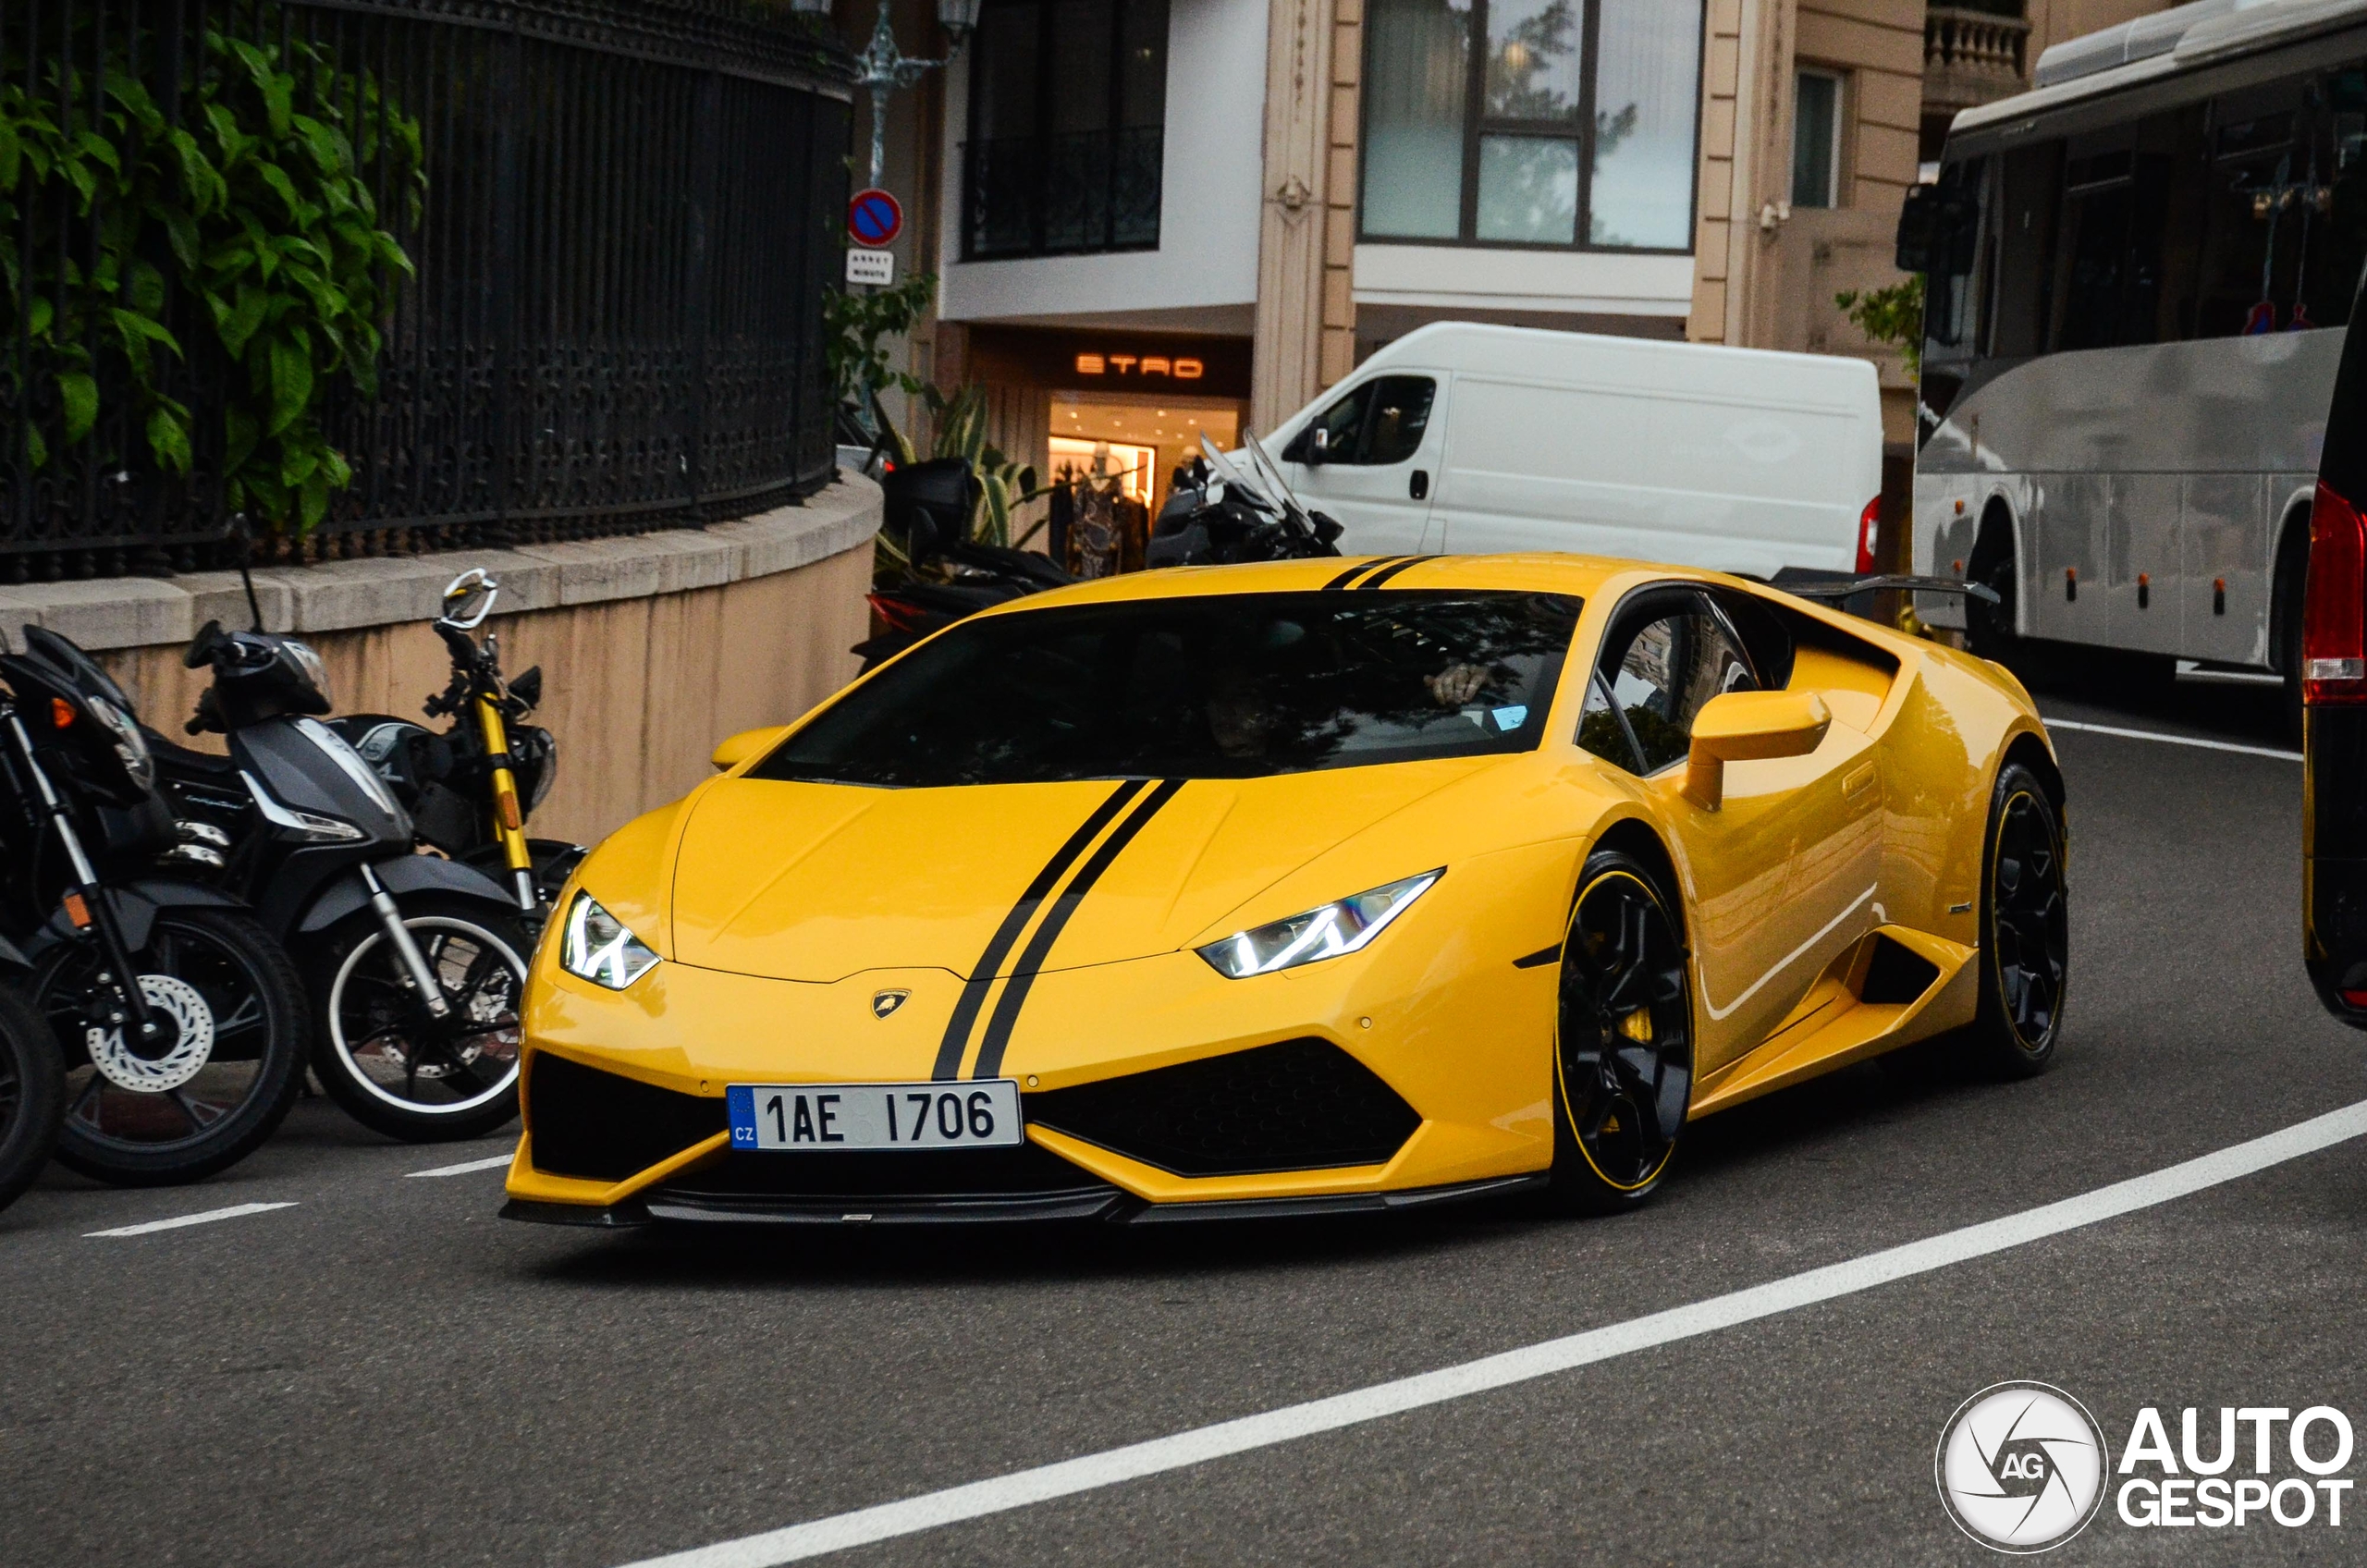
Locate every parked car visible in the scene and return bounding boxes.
[1260,322,1884,582]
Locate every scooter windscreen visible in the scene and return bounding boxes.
[2,631,156,803]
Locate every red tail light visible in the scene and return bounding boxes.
[2306,480,2367,705]
[1855,497,1881,576]
[866,591,926,633]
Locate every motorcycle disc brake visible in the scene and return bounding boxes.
[84,974,216,1093]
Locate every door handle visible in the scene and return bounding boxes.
[1410,469,1429,500]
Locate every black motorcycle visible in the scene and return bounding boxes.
[328,570,583,930]
[0,945,65,1212]
[1146,437,1343,568]
[856,458,1075,670]
[144,622,532,1143]
[1,629,306,1185]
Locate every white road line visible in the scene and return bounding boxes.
[405,1154,514,1179]
[84,1201,297,1239]
[2043,717,2300,762]
[615,1097,2367,1568]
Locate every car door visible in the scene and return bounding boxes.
[1279,374,1445,554]
[1576,589,1881,1073]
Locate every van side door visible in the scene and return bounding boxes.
[1280,374,1446,554]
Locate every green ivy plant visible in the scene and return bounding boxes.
[1,26,421,532]
[827,270,936,435]
[1834,275,1924,380]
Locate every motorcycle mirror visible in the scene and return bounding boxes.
[439,568,498,630]
[185,619,227,670]
[510,665,543,709]
[1308,509,1344,545]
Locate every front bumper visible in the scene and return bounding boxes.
[500,1171,1547,1228]
[509,935,1562,1219]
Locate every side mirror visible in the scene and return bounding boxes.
[710,725,790,772]
[1682,691,1831,812]
[440,568,498,630]
[1305,426,1331,467]
[1895,184,1938,273]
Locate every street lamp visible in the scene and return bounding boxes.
[798,0,981,190]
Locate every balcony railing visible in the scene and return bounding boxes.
[1925,6,2031,117]
[963,128,1164,261]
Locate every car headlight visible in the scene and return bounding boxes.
[560,892,660,989]
[1196,869,1442,979]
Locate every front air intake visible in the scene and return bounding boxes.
[527,1053,727,1182]
[1027,1037,1420,1177]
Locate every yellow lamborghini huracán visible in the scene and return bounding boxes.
[504,554,2064,1227]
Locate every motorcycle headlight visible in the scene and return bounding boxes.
[83,695,153,792]
[560,892,660,990]
[1196,869,1441,979]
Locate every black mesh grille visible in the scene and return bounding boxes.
[527,1053,727,1182]
[659,1142,1107,1201]
[1027,1038,1420,1177]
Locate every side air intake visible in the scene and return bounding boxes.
[527,1053,727,1182]
[1027,1037,1420,1177]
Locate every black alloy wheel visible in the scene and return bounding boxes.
[1968,761,2069,1078]
[39,907,306,1186]
[313,895,528,1142]
[0,982,66,1213]
[1547,851,1694,1214]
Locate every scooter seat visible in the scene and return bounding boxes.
[141,726,241,779]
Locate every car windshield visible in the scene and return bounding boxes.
[754,590,1582,787]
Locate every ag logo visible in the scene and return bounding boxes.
[871,989,911,1020]
[1936,1382,2108,1553]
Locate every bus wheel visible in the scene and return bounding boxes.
[1965,528,2019,664]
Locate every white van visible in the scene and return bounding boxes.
[1264,323,1884,581]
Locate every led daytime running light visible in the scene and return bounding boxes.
[1197,870,1442,979]
[560,892,660,990]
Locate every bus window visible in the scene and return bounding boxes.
[2053,137,2137,350]
[2140,104,2213,343]
[2298,64,2367,330]
[1928,158,1988,350]
[1989,143,2061,359]
[2197,86,2304,337]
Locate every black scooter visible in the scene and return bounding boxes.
[1146,437,1343,568]
[144,622,533,1143]
[2,628,307,1185]
[856,458,1076,669]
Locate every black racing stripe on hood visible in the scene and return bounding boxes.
[1358,555,1439,590]
[969,778,1188,1081]
[930,778,1150,1081]
[1322,557,1410,592]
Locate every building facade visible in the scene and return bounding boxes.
[840,0,2179,503]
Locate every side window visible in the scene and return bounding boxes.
[1587,597,1759,775]
[2196,88,2304,337]
[1290,384,1373,463]
[1577,673,1643,772]
[1361,375,1436,465]
[2300,62,2367,331]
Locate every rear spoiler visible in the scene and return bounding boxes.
[1781,575,2001,606]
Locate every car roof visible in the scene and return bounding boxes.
[983,554,1693,612]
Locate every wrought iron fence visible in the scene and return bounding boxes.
[963,126,1162,261]
[2,0,853,580]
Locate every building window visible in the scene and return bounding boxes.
[1359,0,1702,251]
[963,0,1170,260]
[1792,68,1844,209]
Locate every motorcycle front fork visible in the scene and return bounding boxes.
[4,708,157,1041]
[359,863,451,1021]
[473,695,538,918]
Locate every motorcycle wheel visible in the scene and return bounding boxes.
[40,908,307,1187]
[310,895,529,1143]
[0,982,66,1213]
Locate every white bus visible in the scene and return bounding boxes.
[1907,0,2367,710]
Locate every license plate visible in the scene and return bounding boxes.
[725,1080,1024,1151]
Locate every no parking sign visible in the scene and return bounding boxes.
[848,189,902,248]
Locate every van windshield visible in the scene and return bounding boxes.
[752,590,1581,787]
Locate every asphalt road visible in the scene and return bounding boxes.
[6,668,2364,1567]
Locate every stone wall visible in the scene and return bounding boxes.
[4,479,882,849]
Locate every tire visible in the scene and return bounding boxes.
[308,894,528,1142]
[1965,524,2019,665]
[1544,850,1695,1215]
[40,907,306,1187]
[1964,762,2069,1079]
[0,982,65,1213]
